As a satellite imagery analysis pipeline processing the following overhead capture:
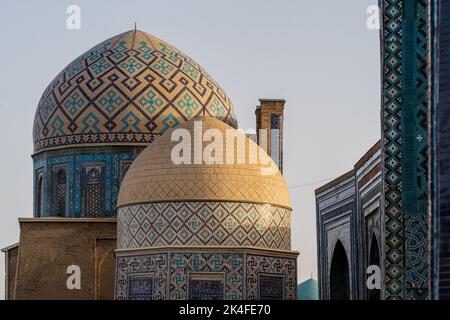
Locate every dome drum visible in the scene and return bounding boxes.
[32,30,237,219]
[117,201,291,250]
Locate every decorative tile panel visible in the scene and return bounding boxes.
[188,274,225,300]
[118,201,291,250]
[128,274,154,300]
[115,250,297,300]
[115,253,169,300]
[32,146,139,217]
[381,0,430,299]
[246,254,297,300]
[259,274,284,300]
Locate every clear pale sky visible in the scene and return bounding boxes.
[0,0,380,299]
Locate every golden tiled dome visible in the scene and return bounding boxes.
[117,115,291,209]
[33,30,237,153]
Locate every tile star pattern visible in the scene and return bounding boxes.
[33,30,237,152]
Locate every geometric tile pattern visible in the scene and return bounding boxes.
[381,0,405,299]
[117,201,291,250]
[85,178,102,217]
[169,253,243,300]
[403,0,430,300]
[128,275,155,300]
[270,115,283,172]
[381,0,431,299]
[115,251,297,300]
[53,168,67,216]
[118,116,291,209]
[115,253,169,300]
[33,146,138,217]
[33,30,237,152]
[404,215,429,298]
[115,252,243,300]
[188,278,224,300]
[258,274,285,300]
[246,255,297,300]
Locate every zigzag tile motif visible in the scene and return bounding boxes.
[33,30,237,152]
[117,201,291,250]
[403,0,429,300]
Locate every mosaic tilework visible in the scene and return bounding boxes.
[170,253,243,300]
[117,202,291,250]
[405,216,429,293]
[188,277,224,300]
[404,0,430,300]
[115,251,297,300]
[381,0,431,299]
[115,253,169,300]
[33,146,140,217]
[33,30,237,152]
[381,0,404,299]
[259,274,284,300]
[128,274,154,300]
[115,252,243,300]
[270,115,282,172]
[246,255,297,300]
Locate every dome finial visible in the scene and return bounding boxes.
[134,21,137,31]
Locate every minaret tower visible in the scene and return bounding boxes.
[255,99,286,173]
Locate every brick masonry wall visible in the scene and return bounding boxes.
[13,219,116,300]
[6,247,18,300]
[255,100,285,172]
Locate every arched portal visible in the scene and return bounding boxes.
[36,175,43,217]
[330,240,350,300]
[98,249,115,300]
[368,233,381,300]
[54,168,67,217]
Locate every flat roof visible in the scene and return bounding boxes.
[18,217,117,223]
[354,140,381,171]
[314,169,355,195]
[314,140,382,195]
[1,243,19,252]
[258,99,286,103]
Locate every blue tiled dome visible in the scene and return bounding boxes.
[33,30,237,153]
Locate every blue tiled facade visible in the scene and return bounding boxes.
[32,146,143,217]
[115,250,297,300]
[315,143,382,300]
[380,0,431,300]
